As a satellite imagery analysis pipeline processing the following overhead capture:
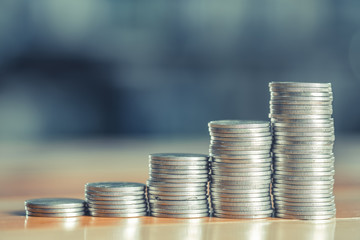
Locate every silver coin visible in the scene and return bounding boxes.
[273,125,334,132]
[211,170,272,177]
[272,183,333,190]
[148,177,209,183]
[273,174,334,181]
[272,144,334,150]
[209,127,270,134]
[26,211,85,217]
[274,157,335,164]
[269,85,332,90]
[149,168,209,175]
[211,196,271,203]
[274,166,334,172]
[274,136,335,142]
[211,175,271,181]
[272,118,334,123]
[270,110,333,116]
[89,207,147,214]
[147,180,207,188]
[149,203,208,210]
[150,160,208,166]
[270,95,333,101]
[211,192,270,198]
[148,186,207,192]
[273,131,334,137]
[273,179,334,185]
[210,140,272,147]
[211,166,271,172]
[147,190,206,197]
[90,212,147,217]
[210,183,269,190]
[274,213,335,220]
[274,140,334,146]
[150,208,209,214]
[150,173,209,179]
[274,200,335,207]
[210,143,271,150]
[25,198,85,209]
[272,121,333,127]
[85,190,145,197]
[271,91,333,97]
[273,170,334,177]
[213,213,272,219]
[269,101,332,106]
[211,201,271,207]
[208,120,270,129]
[214,209,273,215]
[272,188,333,194]
[148,194,207,201]
[150,164,209,170]
[210,132,272,138]
[86,182,145,192]
[275,205,335,212]
[86,195,145,201]
[273,196,335,203]
[212,155,271,161]
[87,203,147,209]
[211,179,272,186]
[211,162,271,168]
[213,205,272,211]
[148,199,208,206]
[272,191,333,198]
[275,208,336,215]
[25,207,84,213]
[150,153,209,161]
[273,154,334,160]
[86,199,146,205]
[269,82,332,88]
[210,149,271,155]
[211,136,273,142]
[210,188,270,194]
[150,212,209,218]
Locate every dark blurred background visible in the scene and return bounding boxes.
[0,0,360,141]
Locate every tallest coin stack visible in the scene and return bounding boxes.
[269,82,336,220]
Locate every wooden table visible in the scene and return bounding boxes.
[1,136,360,240]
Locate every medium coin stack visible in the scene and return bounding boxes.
[147,153,210,218]
[269,82,336,220]
[209,120,273,219]
[25,198,86,217]
[85,182,148,217]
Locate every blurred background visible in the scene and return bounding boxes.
[1,0,360,141]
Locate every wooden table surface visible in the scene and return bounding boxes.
[1,136,360,240]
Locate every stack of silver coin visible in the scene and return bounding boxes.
[209,120,273,219]
[147,153,210,218]
[25,198,86,217]
[269,82,336,220]
[85,182,148,217]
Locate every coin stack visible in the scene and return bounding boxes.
[208,120,273,219]
[147,153,210,218]
[85,182,148,217]
[269,82,336,220]
[25,198,86,217]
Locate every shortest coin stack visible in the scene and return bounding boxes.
[148,153,210,218]
[85,182,147,217]
[25,198,86,217]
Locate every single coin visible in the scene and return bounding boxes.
[90,212,147,218]
[211,175,271,181]
[273,179,334,186]
[274,213,335,220]
[214,209,273,215]
[210,132,272,138]
[273,153,334,160]
[85,190,144,197]
[150,164,209,170]
[150,212,209,218]
[209,127,270,134]
[213,205,272,211]
[211,166,271,172]
[25,207,84,213]
[275,209,336,215]
[271,91,332,97]
[211,162,271,168]
[213,213,272,219]
[149,204,208,210]
[272,188,333,194]
[148,177,209,183]
[150,173,209,179]
[211,201,271,207]
[211,179,272,186]
[211,188,270,194]
[272,121,333,128]
[274,200,335,207]
[147,190,207,197]
[274,166,334,172]
[150,160,208,166]
[150,153,209,161]
[269,82,332,88]
[208,120,270,129]
[87,203,147,209]
[86,195,145,201]
[212,155,271,161]
[149,168,209,175]
[273,170,334,176]
[272,183,333,190]
[147,181,207,188]
[210,149,271,155]
[210,144,271,151]
[86,199,146,205]
[211,192,270,198]
[148,199,208,206]
[148,195,207,201]
[273,196,335,203]
[89,207,147,214]
[150,208,209,214]
[210,140,272,147]
[210,197,271,203]
[86,182,145,192]
[210,183,269,190]
[26,211,85,217]
[148,186,207,192]
[211,136,273,142]
[269,100,332,106]
[275,205,335,212]
[211,170,272,177]
[25,198,85,209]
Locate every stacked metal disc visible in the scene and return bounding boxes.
[147,153,210,218]
[85,182,148,217]
[269,82,336,220]
[208,120,273,219]
[25,198,86,217]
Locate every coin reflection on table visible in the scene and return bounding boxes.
[25,216,82,230]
